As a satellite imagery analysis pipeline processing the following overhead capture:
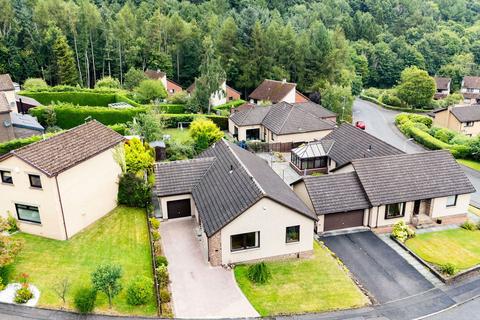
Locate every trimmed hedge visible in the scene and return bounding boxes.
[0,133,59,155]
[152,104,186,114]
[212,100,246,116]
[160,113,228,130]
[360,94,431,113]
[30,104,147,129]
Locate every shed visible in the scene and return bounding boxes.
[150,140,166,161]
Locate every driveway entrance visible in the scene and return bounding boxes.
[160,218,259,318]
[322,231,433,304]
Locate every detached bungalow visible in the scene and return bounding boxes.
[290,123,403,174]
[461,76,480,104]
[154,139,317,266]
[433,77,451,100]
[249,79,309,104]
[432,104,480,137]
[292,151,475,232]
[0,121,124,240]
[144,69,183,95]
[229,101,336,143]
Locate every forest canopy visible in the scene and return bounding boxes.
[1,0,480,96]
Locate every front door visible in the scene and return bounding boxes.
[413,200,421,215]
[167,199,191,219]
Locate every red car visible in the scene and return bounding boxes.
[355,121,366,130]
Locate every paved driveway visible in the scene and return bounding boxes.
[322,231,433,304]
[160,218,259,319]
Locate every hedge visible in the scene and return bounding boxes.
[212,99,245,116]
[0,133,59,155]
[152,104,186,114]
[30,105,147,129]
[360,94,432,113]
[160,114,228,130]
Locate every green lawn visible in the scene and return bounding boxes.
[457,159,480,172]
[163,128,192,144]
[11,206,156,316]
[234,242,369,316]
[405,228,480,272]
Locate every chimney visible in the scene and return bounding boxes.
[282,79,287,84]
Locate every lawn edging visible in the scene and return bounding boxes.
[392,236,480,284]
[145,208,162,317]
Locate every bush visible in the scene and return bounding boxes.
[155,256,168,267]
[108,123,128,135]
[29,104,147,129]
[156,265,169,288]
[124,68,147,90]
[166,140,196,160]
[117,173,151,208]
[363,87,384,99]
[0,134,57,155]
[149,217,160,229]
[126,276,153,306]
[95,76,121,89]
[461,220,477,231]
[433,128,456,143]
[14,286,33,304]
[23,78,48,91]
[153,104,186,114]
[160,289,171,303]
[440,263,457,276]
[247,262,271,284]
[6,213,19,233]
[125,138,154,174]
[134,80,167,103]
[380,93,402,107]
[189,118,224,152]
[166,91,190,105]
[391,221,415,242]
[73,287,97,314]
[151,230,160,241]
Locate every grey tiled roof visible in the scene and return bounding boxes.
[450,105,480,122]
[352,150,476,206]
[295,101,336,119]
[191,140,316,236]
[303,172,370,214]
[154,158,215,196]
[11,113,44,131]
[7,120,124,177]
[261,102,335,135]
[229,105,270,126]
[322,124,403,168]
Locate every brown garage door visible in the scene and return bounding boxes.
[324,210,364,231]
[167,199,191,219]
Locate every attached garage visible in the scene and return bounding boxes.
[166,199,191,219]
[324,210,364,231]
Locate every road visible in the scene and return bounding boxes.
[353,98,480,207]
[425,297,480,320]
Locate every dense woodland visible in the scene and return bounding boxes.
[1,0,480,97]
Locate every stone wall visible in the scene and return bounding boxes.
[208,231,222,266]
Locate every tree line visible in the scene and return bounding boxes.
[1,0,480,98]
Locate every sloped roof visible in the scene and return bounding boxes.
[302,172,370,215]
[155,140,316,236]
[450,105,480,122]
[463,76,480,89]
[292,140,335,158]
[5,121,124,177]
[229,105,271,126]
[0,93,10,113]
[249,79,296,103]
[295,101,336,119]
[322,124,403,168]
[0,74,14,91]
[352,150,475,206]
[434,77,451,90]
[11,113,44,131]
[144,69,166,80]
[16,94,42,107]
[154,158,215,196]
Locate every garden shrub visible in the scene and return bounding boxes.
[108,123,128,135]
[6,213,18,233]
[126,276,153,306]
[151,230,160,241]
[461,220,477,231]
[440,263,457,276]
[134,80,167,103]
[160,113,228,130]
[156,265,169,288]
[155,256,168,267]
[189,117,224,152]
[413,122,428,131]
[95,76,121,89]
[380,93,402,107]
[166,140,196,160]
[391,221,415,242]
[0,133,57,155]
[22,91,117,106]
[14,286,33,304]
[23,78,48,91]
[247,262,271,284]
[433,128,456,143]
[117,173,151,208]
[125,138,154,174]
[124,68,148,90]
[160,289,171,303]
[166,91,190,105]
[153,241,162,256]
[153,104,186,114]
[149,217,160,229]
[73,286,97,314]
[363,87,384,99]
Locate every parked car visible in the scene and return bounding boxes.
[355,121,366,130]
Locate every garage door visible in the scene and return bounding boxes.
[324,210,364,231]
[167,199,191,219]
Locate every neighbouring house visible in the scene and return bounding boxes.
[431,104,480,137]
[186,80,240,107]
[229,101,336,144]
[16,94,42,114]
[290,124,403,174]
[0,74,17,111]
[0,120,124,240]
[433,77,451,100]
[154,139,317,266]
[292,151,475,232]
[461,76,480,104]
[0,93,44,142]
[144,69,183,95]
[248,79,309,104]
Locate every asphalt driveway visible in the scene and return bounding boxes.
[160,218,259,319]
[322,231,433,304]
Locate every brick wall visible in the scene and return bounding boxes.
[208,231,222,266]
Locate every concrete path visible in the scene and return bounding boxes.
[159,218,259,319]
[256,152,300,185]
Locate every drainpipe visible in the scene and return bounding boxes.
[55,176,69,240]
